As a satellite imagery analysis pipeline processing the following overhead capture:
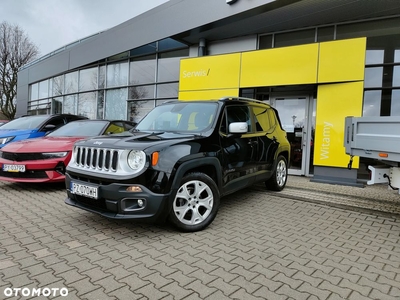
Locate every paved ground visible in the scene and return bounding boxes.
[0,176,399,300]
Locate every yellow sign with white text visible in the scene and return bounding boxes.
[179,53,241,91]
[314,82,364,168]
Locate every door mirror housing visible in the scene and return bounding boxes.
[229,122,248,134]
[44,124,56,131]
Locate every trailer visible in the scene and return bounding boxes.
[344,116,400,192]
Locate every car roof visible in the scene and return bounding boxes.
[65,119,133,123]
[160,97,271,108]
[18,114,87,118]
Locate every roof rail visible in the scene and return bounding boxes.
[219,96,268,105]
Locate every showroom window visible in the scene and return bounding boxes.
[107,62,129,88]
[316,26,335,42]
[52,76,64,96]
[97,91,104,119]
[30,83,39,101]
[63,95,78,115]
[128,100,154,123]
[274,29,315,48]
[128,85,154,100]
[51,97,63,114]
[65,72,78,94]
[363,33,400,116]
[156,83,178,99]
[27,38,188,118]
[79,67,98,92]
[130,54,156,85]
[99,65,106,89]
[157,56,182,82]
[105,88,127,120]
[38,80,49,99]
[78,92,97,119]
[130,43,157,57]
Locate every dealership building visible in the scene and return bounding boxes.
[16,0,400,185]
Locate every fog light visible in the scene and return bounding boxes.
[137,199,144,207]
[126,186,142,192]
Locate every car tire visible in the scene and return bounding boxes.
[169,172,220,232]
[265,155,288,191]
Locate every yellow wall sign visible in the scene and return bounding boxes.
[240,44,319,87]
[318,38,366,83]
[314,82,364,168]
[179,53,241,91]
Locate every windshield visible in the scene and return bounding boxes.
[47,120,108,137]
[135,102,218,132]
[0,115,50,130]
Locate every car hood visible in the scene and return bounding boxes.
[0,129,37,138]
[75,131,205,150]
[1,136,86,153]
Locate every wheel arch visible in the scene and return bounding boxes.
[169,157,223,194]
[278,150,290,168]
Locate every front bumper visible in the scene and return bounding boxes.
[0,158,66,183]
[65,173,171,222]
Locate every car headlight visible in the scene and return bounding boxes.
[0,136,15,144]
[42,152,69,158]
[127,150,146,171]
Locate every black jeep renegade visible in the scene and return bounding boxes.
[65,97,290,232]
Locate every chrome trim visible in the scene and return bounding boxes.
[74,146,119,172]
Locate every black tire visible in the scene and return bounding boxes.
[265,155,288,191]
[169,172,220,232]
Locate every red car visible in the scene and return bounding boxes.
[0,119,136,183]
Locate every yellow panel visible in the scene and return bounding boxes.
[179,89,239,101]
[240,44,319,87]
[314,82,363,168]
[179,54,241,91]
[318,38,366,83]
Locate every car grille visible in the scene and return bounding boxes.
[1,152,45,161]
[75,146,119,172]
[0,170,47,179]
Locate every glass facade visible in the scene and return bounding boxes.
[79,67,98,92]
[258,17,400,118]
[27,38,189,121]
[364,32,400,116]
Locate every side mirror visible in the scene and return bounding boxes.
[229,122,248,134]
[44,124,56,131]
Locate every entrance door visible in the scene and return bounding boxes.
[270,95,314,176]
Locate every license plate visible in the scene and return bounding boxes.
[3,164,26,172]
[71,182,98,199]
